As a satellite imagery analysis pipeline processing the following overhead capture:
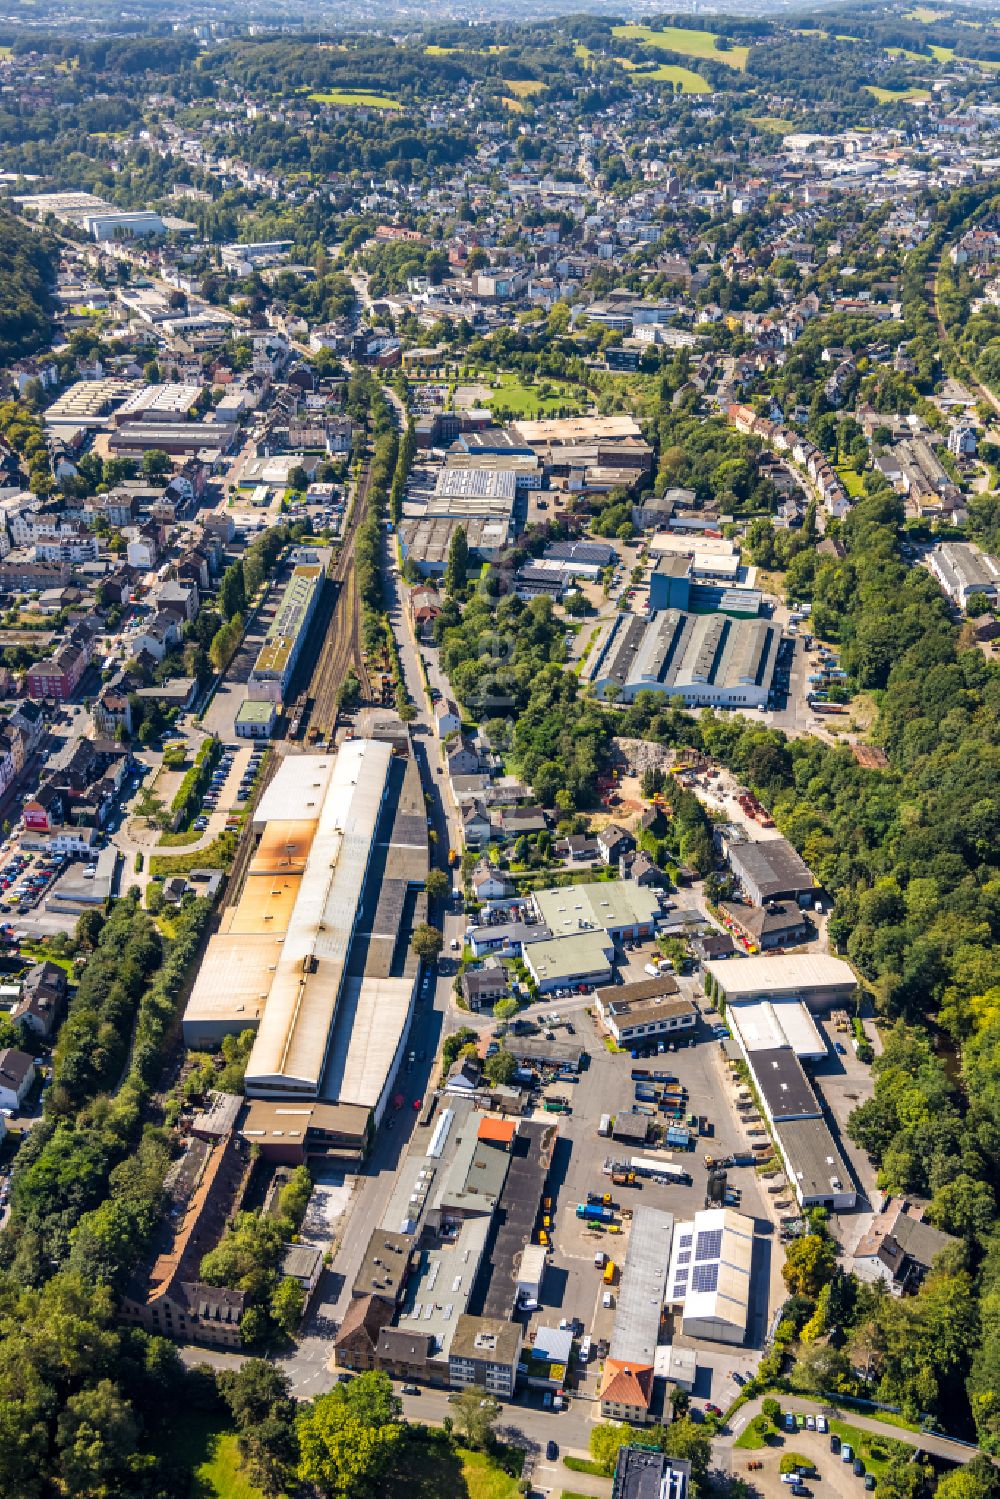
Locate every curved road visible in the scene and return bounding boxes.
[722,1393,985,1468]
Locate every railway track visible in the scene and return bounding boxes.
[306,460,373,738]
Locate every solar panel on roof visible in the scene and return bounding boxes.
[677,1251,691,1265]
[672,1279,688,1298]
[679,1233,693,1249]
[690,1262,719,1294]
[695,1228,723,1260]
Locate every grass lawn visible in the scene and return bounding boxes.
[425,43,508,55]
[826,1419,914,1482]
[735,1420,776,1450]
[612,22,749,70]
[391,1435,524,1499]
[866,84,931,101]
[836,465,866,497]
[749,115,796,133]
[487,373,587,417]
[617,57,710,91]
[170,1409,265,1499]
[307,89,402,108]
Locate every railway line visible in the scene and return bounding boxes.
[303,459,373,740]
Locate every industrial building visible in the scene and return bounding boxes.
[666,1209,754,1345]
[584,609,780,709]
[531,879,663,943]
[16,190,169,240]
[648,555,762,617]
[601,1205,673,1424]
[727,838,815,907]
[183,741,427,1142]
[522,931,615,993]
[612,1448,690,1499]
[704,953,857,1011]
[726,998,826,1061]
[928,541,1000,609]
[595,977,697,1046]
[248,562,324,706]
[399,515,511,574]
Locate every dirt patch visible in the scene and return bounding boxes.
[612,737,675,774]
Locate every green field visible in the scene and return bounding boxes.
[612,22,750,70]
[425,43,508,55]
[504,78,547,96]
[307,89,402,108]
[905,6,948,20]
[928,42,956,60]
[617,57,711,91]
[749,115,797,133]
[886,45,930,61]
[837,465,866,497]
[866,84,932,101]
[487,373,588,417]
[171,1412,265,1499]
[394,1439,523,1499]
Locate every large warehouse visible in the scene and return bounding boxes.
[584,608,780,709]
[183,740,428,1137]
[705,953,857,1011]
[727,837,814,907]
[666,1208,754,1345]
[248,560,324,706]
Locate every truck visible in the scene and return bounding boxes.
[630,1156,692,1186]
[603,1259,617,1284]
[448,848,459,867]
[666,1125,691,1149]
[577,1202,614,1224]
[587,1192,613,1207]
[634,1083,658,1103]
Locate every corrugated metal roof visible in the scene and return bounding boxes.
[245,739,393,1095]
[183,933,282,1028]
[252,754,335,831]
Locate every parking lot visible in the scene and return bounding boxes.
[512,978,786,1413]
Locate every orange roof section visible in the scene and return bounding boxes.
[228,871,302,935]
[478,1116,518,1145]
[251,819,317,875]
[599,1359,654,1410]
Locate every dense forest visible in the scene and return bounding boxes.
[0,213,57,367]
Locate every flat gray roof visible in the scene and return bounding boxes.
[608,1204,673,1367]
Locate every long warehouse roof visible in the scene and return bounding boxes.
[244,738,393,1096]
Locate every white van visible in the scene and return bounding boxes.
[579,1336,592,1365]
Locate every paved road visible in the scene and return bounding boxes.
[722,1393,984,1467]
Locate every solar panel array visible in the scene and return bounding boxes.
[695,1228,723,1261]
[690,1262,719,1294]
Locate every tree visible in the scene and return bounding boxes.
[493,996,519,1022]
[55,1379,139,1498]
[790,1340,850,1396]
[411,924,443,962]
[219,562,246,622]
[141,448,169,480]
[218,1360,298,1497]
[966,592,991,618]
[590,1422,640,1475]
[296,1372,402,1498]
[143,360,160,384]
[661,1417,711,1482]
[782,1233,837,1299]
[425,868,450,903]
[449,1385,500,1450]
[75,909,105,950]
[483,1048,517,1086]
[288,465,308,493]
[271,1277,305,1337]
[445,526,469,596]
